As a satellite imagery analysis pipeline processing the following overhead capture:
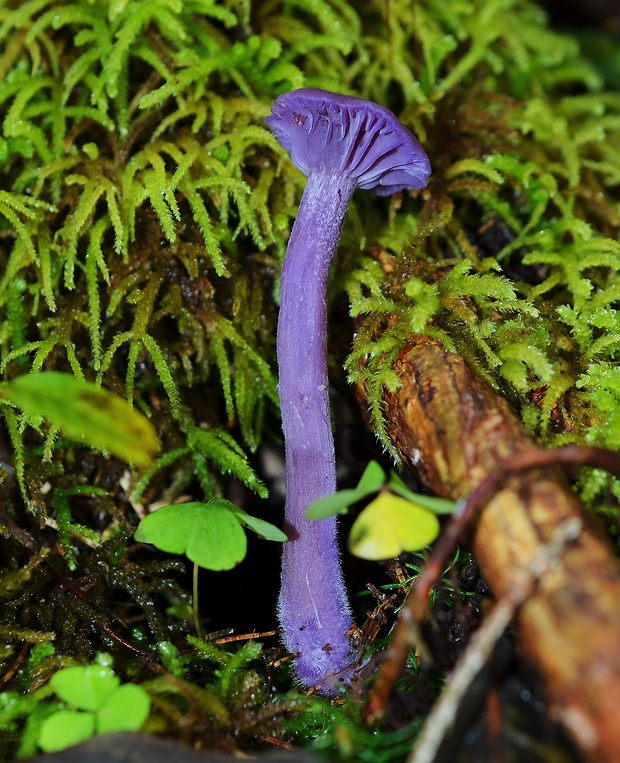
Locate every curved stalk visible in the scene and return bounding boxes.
[277,172,355,689]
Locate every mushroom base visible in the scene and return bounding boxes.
[278,516,353,693]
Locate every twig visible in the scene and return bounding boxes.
[213,630,277,644]
[42,561,157,659]
[0,642,30,691]
[407,518,582,763]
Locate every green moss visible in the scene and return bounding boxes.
[339,2,620,510]
[1,0,620,755]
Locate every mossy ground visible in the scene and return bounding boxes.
[0,0,618,760]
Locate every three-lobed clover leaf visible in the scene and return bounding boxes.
[135,498,287,571]
[307,461,454,561]
[38,664,151,753]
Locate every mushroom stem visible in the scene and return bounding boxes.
[277,172,355,689]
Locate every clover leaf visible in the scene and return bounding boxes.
[38,664,151,753]
[305,461,454,561]
[135,499,286,571]
[305,461,455,520]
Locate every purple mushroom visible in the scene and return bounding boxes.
[266,88,431,692]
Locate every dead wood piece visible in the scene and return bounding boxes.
[372,334,620,763]
[407,518,582,763]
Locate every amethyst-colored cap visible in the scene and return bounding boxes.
[265,88,431,194]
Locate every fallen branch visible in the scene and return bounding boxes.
[408,518,582,763]
[361,335,620,762]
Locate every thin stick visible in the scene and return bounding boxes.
[407,518,582,763]
[213,630,277,645]
[43,561,156,658]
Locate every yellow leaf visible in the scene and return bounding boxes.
[348,493,440,561]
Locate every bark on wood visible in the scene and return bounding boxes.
[371,334,620,762]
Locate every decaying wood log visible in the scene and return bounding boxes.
[366,334,620,762]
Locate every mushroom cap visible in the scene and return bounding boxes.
[266,88,431,196]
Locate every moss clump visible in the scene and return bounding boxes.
[342,2,620,513]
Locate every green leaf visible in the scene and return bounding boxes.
[348,493,441,561]
[49,666,119,712]
[305,461,387,519]
[0,372,159,466]
[135,501,247,571]
[96,684,150,735]
[388,473,456,515]
[357,460,386,492]
[38,710,95,753]
[208,498,287,542]
[305,488,370,520]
